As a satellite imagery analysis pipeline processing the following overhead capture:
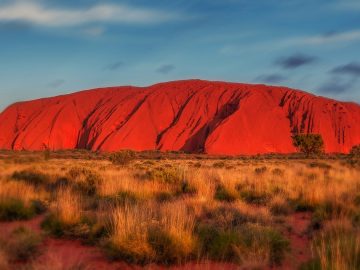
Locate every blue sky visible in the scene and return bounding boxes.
[0,0,360,111]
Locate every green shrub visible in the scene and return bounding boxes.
[148,228,195,264]
[0,199,37,221]
[67,167,102,196]
[12,169,49,186]
[213,161,225,168]
[197,225,241,262]
[289,198,315,212]
[109,150,136,165]
[155,192,174,203]
[146,167,183,184]
[176,180,197,195]
[239,190,269,205]
[254,166,267,174]
[292,134,324,156]
[270,200,291,216]
[197,224,289,266]
[41,214,98,240]
[214,186,237,202]
[104,240,154,265]
[350,145,360,158]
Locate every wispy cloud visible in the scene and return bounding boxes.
[47,79,65,88]
[0,1,178,27]
[318,77,357,94]
[292,30,360,46]
[275,53,317,69]
[255,74,287,84]
[104,61,124,71]
[156,64,175,74]
[331,62,360,77]
[318,61,360,94]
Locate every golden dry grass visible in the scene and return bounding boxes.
[0,152,359,268]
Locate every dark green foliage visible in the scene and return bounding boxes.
[254,166,267,174]
[12,169,49,186]
[308,162,331,170]
[299,258,321,270]
[67,167,102,196]
[214,186,237,202]
[176,180,197,195]
[146,167,183,184]
[196,223,289,265]
[270,201,291,216]
[109,150,136,165]
[197,225,241,262]
[239,190,269,205]
[148,228,194,264]
[350,145,360,158]
[104,241,153,265]
[155,192,174,203]
[41,214,102,241]
[213,161,225,168]
[44,149,51,160]
[292,134,324,156]
[0,199,37,221]
[289,198,315,212]
[41,214,66,237]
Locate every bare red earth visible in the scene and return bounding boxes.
[0,80,359,154]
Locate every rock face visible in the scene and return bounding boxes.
[0,80,359,154]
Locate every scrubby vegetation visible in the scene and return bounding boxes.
[292,133,325,156]
[0,150,359,269]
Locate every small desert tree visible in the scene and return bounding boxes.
[292,134,324,156]
[350,145,360,158]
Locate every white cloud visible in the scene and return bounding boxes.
[285,30,360,46]
[0,1,178,27]
[220,29,360,55]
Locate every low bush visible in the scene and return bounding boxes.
[67,167,102,196]
[350,145,360,158]
[109,150,136,165]
[270,197,291,216]
[148,227,195,264]
[12,169,49,186]
[254,166,267,174]
[214,185,237,202]
[197,223,289,266]
[239,189,269,205]
[0,199,41,221]
[146,167,183,184]
[212,161,226,168]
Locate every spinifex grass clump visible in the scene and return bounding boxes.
[197,221,289,266]
[42,187,89,238]
[0,181,47,221]
[105,201,196,265]
[12,169,50,186]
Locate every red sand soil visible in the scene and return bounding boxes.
[1,80,359,154]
